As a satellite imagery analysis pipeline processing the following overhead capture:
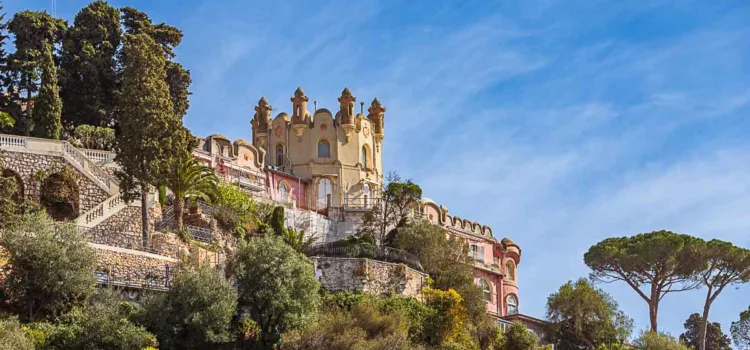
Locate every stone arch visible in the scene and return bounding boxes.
[2,168,24,204]
[40,169,80,221]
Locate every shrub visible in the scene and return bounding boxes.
[633,331,689,350]
[2,212,96,321]
[68,124,115,150]
[235,235,320,346]
[135,266,238,349]
[0,316,34,350]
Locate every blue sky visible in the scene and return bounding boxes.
[9,0,750,339]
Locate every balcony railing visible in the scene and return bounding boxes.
[343,196,381,210]
[94,264,171,291]
[306,242,423,272]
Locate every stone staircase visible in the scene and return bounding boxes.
[0,134,136,227]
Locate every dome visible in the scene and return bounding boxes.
[258,96,268,104]
[341,87,353,96]
[234,138,251,146]
[501,237,518,247]
[371,97,382,107]
[208,134,230,142]
[294,87,306,97]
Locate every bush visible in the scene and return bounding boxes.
[68,124,115,150]
[499,322,540,350]
[235,235,320,347]
[0,316,34,350]
[633,331,689,350]
[135,266,238,349]
[2,212,96,321]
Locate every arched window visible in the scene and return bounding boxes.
[479,279,492,302]
[275,144,284,167]
[361,146,367,168]
[318,140,331,158]
[506,261,516,281]
[279,182,289,203]
[317,178,333,209]
[506,295,518,315]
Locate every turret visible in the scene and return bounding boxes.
[338,87,356,140]
[367,98,386,142]
[251,96,272,150]
[291,87,310,137]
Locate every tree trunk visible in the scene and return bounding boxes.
[141,186,150,248]
[699,287,713,350]
[174,196,183,229]
[648,300,658,332]
[25,86,32,136]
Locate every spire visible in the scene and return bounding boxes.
[368,97,386,140]
[291,86,310,127]
[251,96,273,150]
[338,87,356,126]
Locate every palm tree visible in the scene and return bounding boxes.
[282,227,317,254]
[164,158,218,229]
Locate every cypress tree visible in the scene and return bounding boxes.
[6,10,65,136]
[60,0,121,127]
[32,43,62,139]
[116,33,192,246]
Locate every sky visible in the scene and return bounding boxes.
[8,0,750,340]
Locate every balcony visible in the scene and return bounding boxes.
[343,196,381,211]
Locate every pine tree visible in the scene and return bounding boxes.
[60,0,121,127]
[32,43,62,139]
[116,32,192,247]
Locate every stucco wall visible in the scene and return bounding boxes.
[312,257,426,299]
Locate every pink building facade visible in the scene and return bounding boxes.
[420,198,522,320]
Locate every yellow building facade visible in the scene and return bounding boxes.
[251,87,385,210]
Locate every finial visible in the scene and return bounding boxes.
[314,101,317,112]
[342,87,352,97]
[294,87,305,97]
[360,102,364,114]
[259,96,268,104]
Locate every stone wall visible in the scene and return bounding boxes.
[312,257,426,299]
[93,244,178,289]
[1,151,109,214]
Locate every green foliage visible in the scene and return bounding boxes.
[271,206,286,235]
[39,166,79,221]
[120,7,191,119]
[60,0,121,127]
[584,230,704,332]
[499,323,540,350]
[421,288,472,347]
[633,331,689,350]
[6,10,66,136]
[32,43,61,139]
[116,32,192,199]
[164,158,218,228]
[0,111,14,132]
[0,316,34,350]
[68,125,116,150]
[135,266,237,349]
[214,182,267,234]
[679,313,731,350]
[281,299,418,350]
[235,234,320,346]
[0,155,20,229]
[359,172,422,245]
[33,289,157,350]
[282,227,317,254]
[546,278,633,349]
[1,212,95,321]
[731,306,750,350]
[692,239,750,350]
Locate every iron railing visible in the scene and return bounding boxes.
[94,264,171,291]
[306,242,423,272]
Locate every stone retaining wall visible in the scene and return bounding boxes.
[312,257,427,299]
[94,245,178,288]
[1,151,109,213]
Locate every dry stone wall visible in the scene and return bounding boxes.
[1,151,109,213]
[94,245,177,289]
[312,257,426,299]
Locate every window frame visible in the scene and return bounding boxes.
[479,279,492,302]
[506,294,519,315]
[318,140,331,158]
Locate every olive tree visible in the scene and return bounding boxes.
[1,212,95,321]
[234,235,320,347]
